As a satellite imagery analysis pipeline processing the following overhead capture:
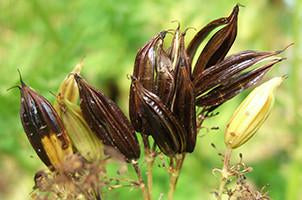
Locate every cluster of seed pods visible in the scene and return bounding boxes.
[17,5,285,170]
[129,5,284,156]
[18,71,140,170]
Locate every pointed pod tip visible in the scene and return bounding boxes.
[171,20,181,30]
[17,68,26,87]
[276,43,294,54]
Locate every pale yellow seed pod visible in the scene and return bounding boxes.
[54,61,83,113]
[58,99,104,162]
[225,76,284,149]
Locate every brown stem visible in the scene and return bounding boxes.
[217,148,232,200]
[168,153,186,200]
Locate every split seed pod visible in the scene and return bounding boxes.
[74,74,140,161]
[224,76,284,149]
[18,77,73,170]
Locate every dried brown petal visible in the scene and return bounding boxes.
[75,74,140,161]
[192,5,239,78]
[131,80,186,156]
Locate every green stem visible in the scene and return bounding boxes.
[132,160,150,200]
[168,154,186,200]
[217,148,232,200]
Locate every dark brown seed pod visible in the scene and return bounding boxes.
[169,24,181,69]
[171,32,197,152]
[194,49,283,97]
[172,64,196,153]
[129,31,166,132]
[131,79,186,156]
[192,5,239,78]
[74,74,140,161]
[187,17,229,62]
[154,40,175,107]
[196,58,284,108]
[18,76,72,170]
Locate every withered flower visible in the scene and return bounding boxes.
[129,4,285,155]
[74,74,140,161]
[17,75,73,170]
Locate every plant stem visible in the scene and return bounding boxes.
[132,160,150,200]
[146,150,155,199]
[168,153,186,200]
[142,135,154,200]
[217,148,232,200]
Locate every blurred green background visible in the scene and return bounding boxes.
[0,0,301,199]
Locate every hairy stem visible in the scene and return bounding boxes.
[217,148,232,200]
[168,153,186,200]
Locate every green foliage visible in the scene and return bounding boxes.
[0,0,300,199]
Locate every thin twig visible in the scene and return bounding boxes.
[132,160,150,200]
[217,148,232,200]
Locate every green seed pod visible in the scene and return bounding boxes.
[224,76,284,149]
[57,98,104,162]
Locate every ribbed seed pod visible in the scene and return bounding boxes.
[192,5,239,78]
[129,32,166,132]
[74,74,140,161]
[131,80,186,156]
[57,99,104,162]
[18,78,73,170]
[225,76,284,149]
[193,50,283,96]
[172,33,196,152]
[154,40,175,107]
[196,58,284,109]
[53,62,104,162]
[57,61,83,104]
